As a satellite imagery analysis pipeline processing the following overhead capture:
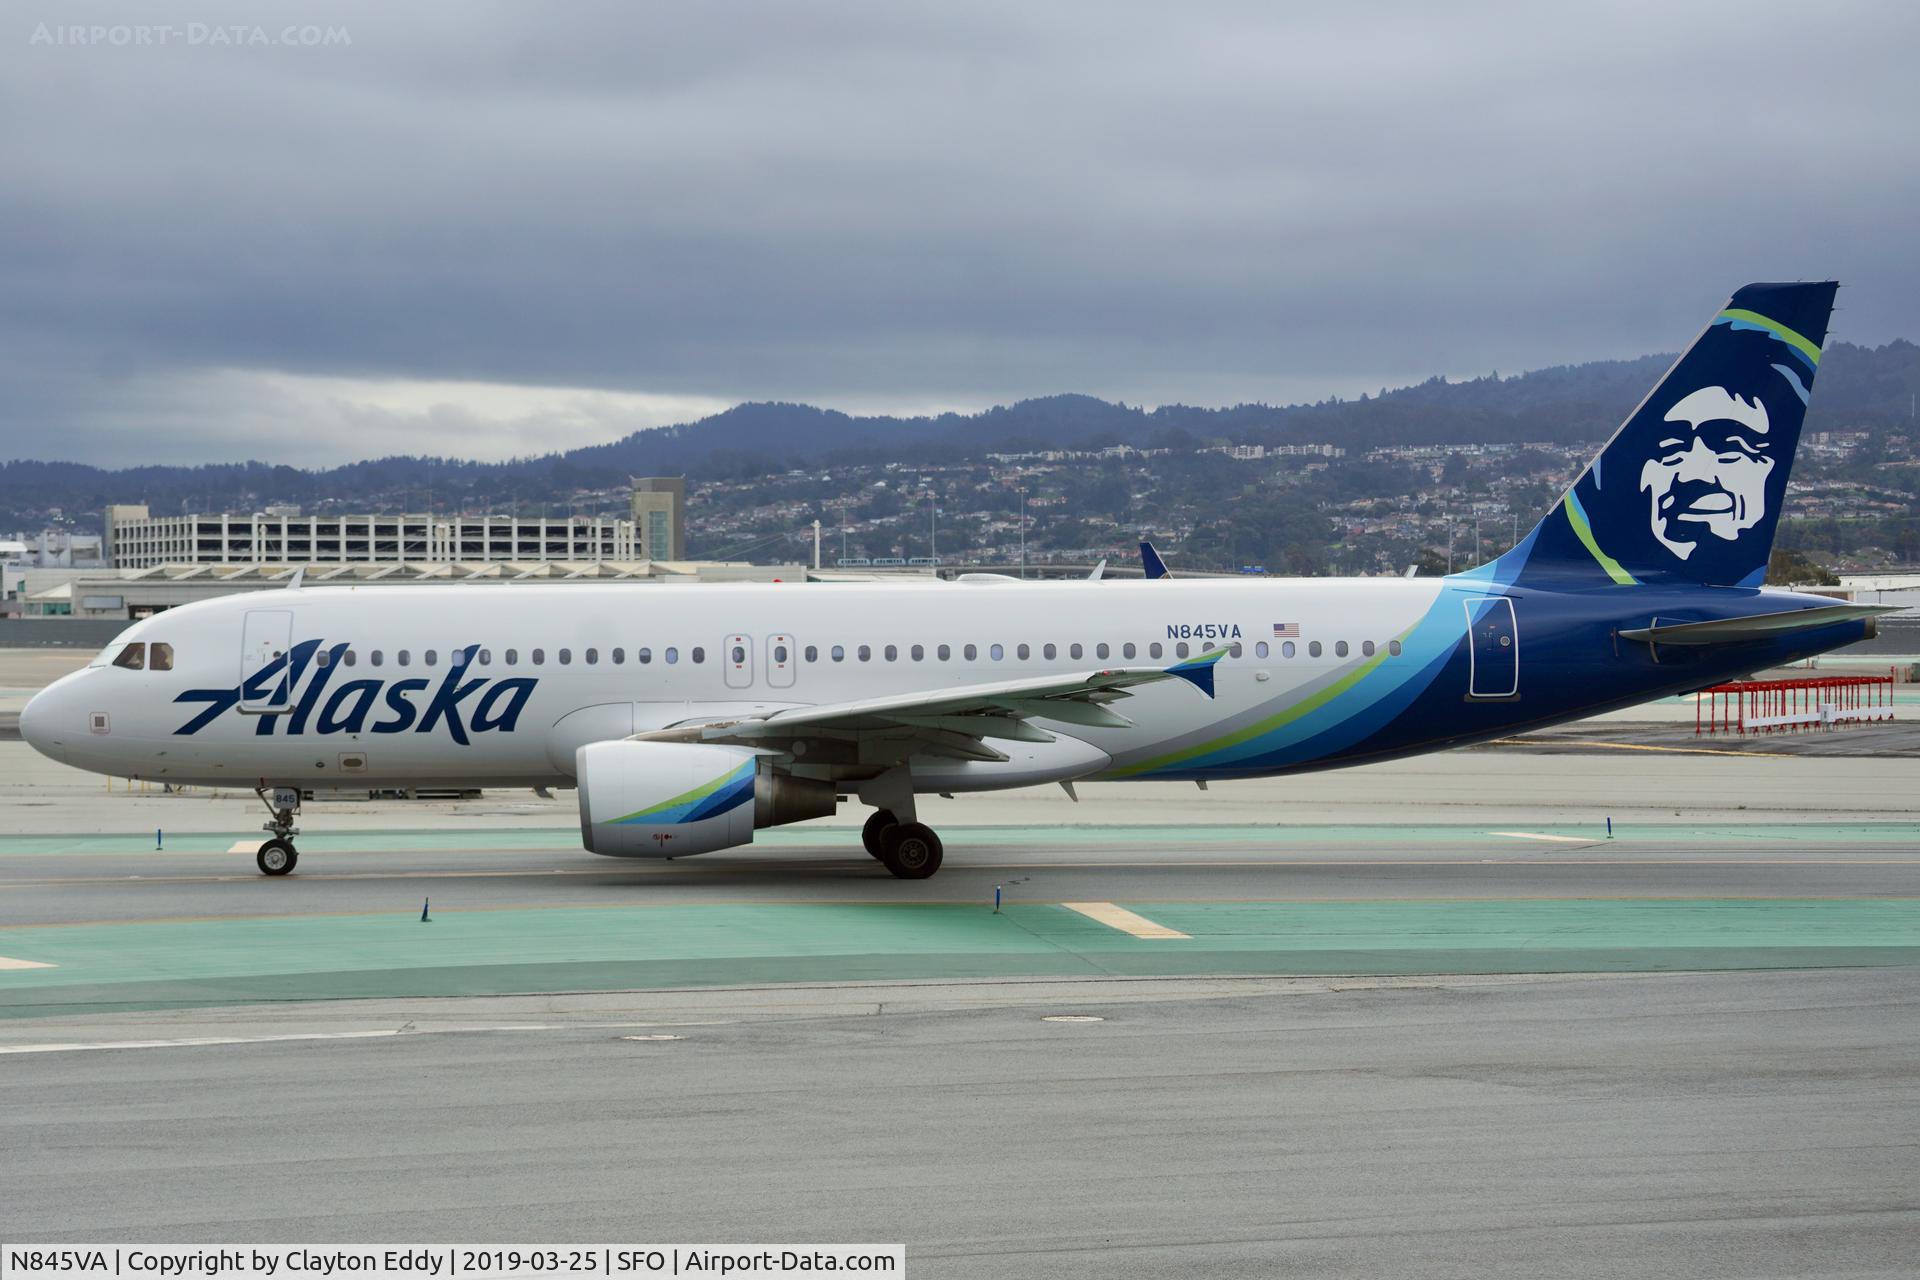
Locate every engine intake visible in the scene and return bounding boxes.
[577,740,835,858]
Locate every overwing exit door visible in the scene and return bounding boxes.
[766,634,796,688]
[723,633,754,689]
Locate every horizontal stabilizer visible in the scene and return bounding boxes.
[1618,603,1896,647]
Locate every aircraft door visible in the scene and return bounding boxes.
[1463,596,1518,699]
[239,609,296,713]
[766,634,795,689]
[723,633,754,689]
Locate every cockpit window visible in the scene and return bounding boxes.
[149,643,174,671]
[111,643,147,670]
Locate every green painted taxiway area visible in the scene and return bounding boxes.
[4,896,1918,1020]
[4,820,1919,857]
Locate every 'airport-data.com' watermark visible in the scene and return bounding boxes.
[29,22,350,48]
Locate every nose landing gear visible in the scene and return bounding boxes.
[253,786,301,876]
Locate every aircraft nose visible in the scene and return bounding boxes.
[18,683,69,764]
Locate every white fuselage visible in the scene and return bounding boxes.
[25,577,1457,791]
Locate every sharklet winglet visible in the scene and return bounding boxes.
[1164,647,1227,699]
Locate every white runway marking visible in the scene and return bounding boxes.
[1063,902,1190,939]
[0,956,56,970]
[1490,831,1593,844]
[227,841,257,853]
[0,1021,734,1055]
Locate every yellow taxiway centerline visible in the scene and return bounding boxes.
[1062,901,1190,939]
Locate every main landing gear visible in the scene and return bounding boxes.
[253,786,301,876]
[861,809,944,879]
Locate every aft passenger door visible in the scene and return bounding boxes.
[1462,596,1518,700]
[239,609,295,713]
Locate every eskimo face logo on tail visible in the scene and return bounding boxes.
[172,640,537,743]
[1640,386,1774,560]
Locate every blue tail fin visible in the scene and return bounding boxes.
[1481,282,1837,590]
[1140,540,1171,580]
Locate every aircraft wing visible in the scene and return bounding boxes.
[633,650,1227,762]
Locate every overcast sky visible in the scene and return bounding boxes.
[4,0,1917,467]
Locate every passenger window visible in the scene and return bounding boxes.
[773,644,788,664]
[478,648,492,666]
[989,643,1004,661]
[692,647,705,663]
[1016,643,1030,660]
[857,645,871,662]
[1282,640,1296,658]
[937,644,950,661]
[316,647,332,669]
[504,648,517,665]
[586,648,599,665]
[558,648,572,665]
[424,649,437,667]
[732,645,746,664]
[1149,642,1163,660]
[1069,643,1082,659]
[1096,643,1110,659]
[531,649,544,665]
[638,647,651,664]
[665,647,679,664]
[963,644,978,660]
[344,649,358,667]
[1123,642,1137,659]
[884,645,898,661]
[1043,643,1057,659]
[1229,642,1243,658]
[1335,641,1349,657]
[372,650,385,667]
[112,643,146,670]
[1362,641,1375,657]
[1388,640,1403,657]
[805,645,818,662]
[612,647,625,664]
[910,644,923,661]
[1309,641,1323,658]
[1255,641,1269,658]
[1176,642,1190,659]
[831,645,845,662]
[397,650,411,667]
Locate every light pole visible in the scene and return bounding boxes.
[1017,487,1027,578]
[928,491,938,565]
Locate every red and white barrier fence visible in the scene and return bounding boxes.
[1695,669,1897,735]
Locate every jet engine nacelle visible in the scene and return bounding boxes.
[576,740,836,858]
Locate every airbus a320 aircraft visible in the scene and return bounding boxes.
[19,283,1892,878]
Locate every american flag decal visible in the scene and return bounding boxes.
[1272,622,1300,637]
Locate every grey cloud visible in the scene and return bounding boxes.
[3,0,1917,463]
